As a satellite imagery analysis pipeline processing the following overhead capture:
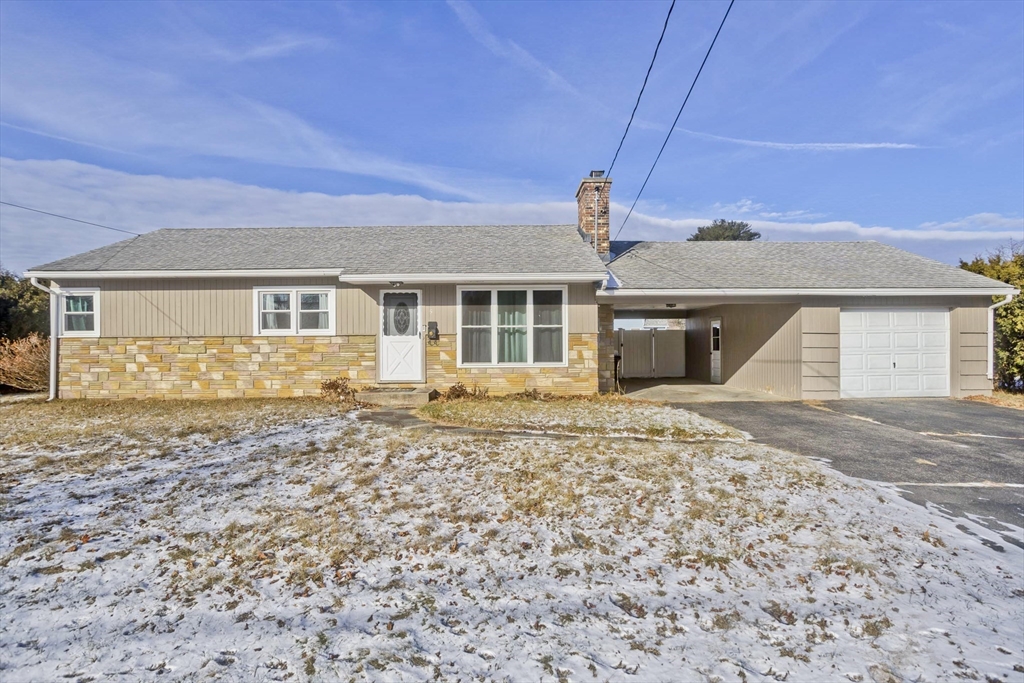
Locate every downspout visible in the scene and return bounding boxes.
[987,294,1015,381]
[30,277,60,401]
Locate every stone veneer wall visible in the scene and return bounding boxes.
[420,333,597,394]
[58,333,599,399]
[597,305,616,392]
[58,336,377,399]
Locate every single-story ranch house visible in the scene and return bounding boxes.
[25,171,1017,401]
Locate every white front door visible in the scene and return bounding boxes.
[840,308,949,398]
[710,318,722,384]
[380,291,423,382]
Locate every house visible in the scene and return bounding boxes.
[25,171,1017,401]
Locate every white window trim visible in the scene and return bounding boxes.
[252,286,336,336]
[60,287,100,338]
[456,285,568,368]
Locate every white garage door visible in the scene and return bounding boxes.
[840,309,949,398]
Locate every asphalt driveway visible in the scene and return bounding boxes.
[678,398,1024,550]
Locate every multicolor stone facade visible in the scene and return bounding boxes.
[58,333,599,399]
[597,305,616,392]
[58,336,377,399]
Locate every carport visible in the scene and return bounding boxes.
[601,240,1015,400]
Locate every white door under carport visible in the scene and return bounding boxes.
[839,308,950,398]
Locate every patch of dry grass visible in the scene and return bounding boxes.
[419,397,740,440]
[963,391,1024,410]
[0,397,352,452]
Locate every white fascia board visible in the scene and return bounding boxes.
[339,272,607,284]
[596,287,1019,298]
[25,268,344,279]
[24,269,607,284]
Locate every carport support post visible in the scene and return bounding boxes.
[597,304,616,393]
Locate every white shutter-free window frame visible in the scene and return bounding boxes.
[252,286,336,336]
[456,285,568,368]
[60,287,101,338]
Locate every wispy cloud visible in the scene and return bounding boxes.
[618,204,1021,242]
[679,128,923,151]
[0,35,501,200]
[201,34,332,63]
[446,0,581,97]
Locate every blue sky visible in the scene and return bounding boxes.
[1,0,1022,274]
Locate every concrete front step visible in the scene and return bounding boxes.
[357,386,438,408]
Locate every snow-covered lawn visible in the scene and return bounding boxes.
[2,399,1023,682]
[420,397,741,440]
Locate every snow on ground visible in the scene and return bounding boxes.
[1,401,1023,682]
[420,398,741,439]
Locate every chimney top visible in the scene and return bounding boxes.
[589,170,605,178]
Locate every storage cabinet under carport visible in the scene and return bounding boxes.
[839,308,950,398]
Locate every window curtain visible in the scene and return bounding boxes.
[461,291,491,363]
[497,291,527,363]
[299,293,329,330]
[532,290,563,363]
[261,293,291,331]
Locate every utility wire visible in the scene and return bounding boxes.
[613,0,736,241]
[606,0,676,178]
[0,200,139,236]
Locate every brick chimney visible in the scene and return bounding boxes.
[577,170,612,259]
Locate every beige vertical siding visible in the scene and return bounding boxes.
[338,285,377,335]
[801,307,840,400]
[57,278,599,339]
[795,298,992,399]
[685,304,802,398]
[952,306,990,396]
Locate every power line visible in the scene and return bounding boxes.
[0,201,139,236]
[613,0,736,241]
[606,0,676,178]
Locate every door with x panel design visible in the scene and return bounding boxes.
[380,291,423,382]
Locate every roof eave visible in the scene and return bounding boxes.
[26,268,608,284]
[597,286,1019,298]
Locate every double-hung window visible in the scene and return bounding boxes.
[254,286,335,335]
[61,288,100,337]
[458,287,566,366]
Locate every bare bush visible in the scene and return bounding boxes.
[0,333,49,391]
[440,382,488,401]
[320,377,355,401]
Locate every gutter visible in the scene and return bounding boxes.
[987,294,1016,380]
[23,269,609,284]
[596,287,1018,298]
[29,277,61,401]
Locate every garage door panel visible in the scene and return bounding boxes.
[895,332,922,348]
[867,375,893,392]
[839,308,949,399]
[893,311,918,326]
[866,312,890,327]
[894,353,920,370]
[894,375,921,392]
[866,333,892,349]
[841,333,863,349]
[841,355,864,371]
[866,354,892,370]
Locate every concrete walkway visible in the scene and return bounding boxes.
[621,378,789,403]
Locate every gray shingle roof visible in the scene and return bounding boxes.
[29,225,607,275]
[607,240,1013,291]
